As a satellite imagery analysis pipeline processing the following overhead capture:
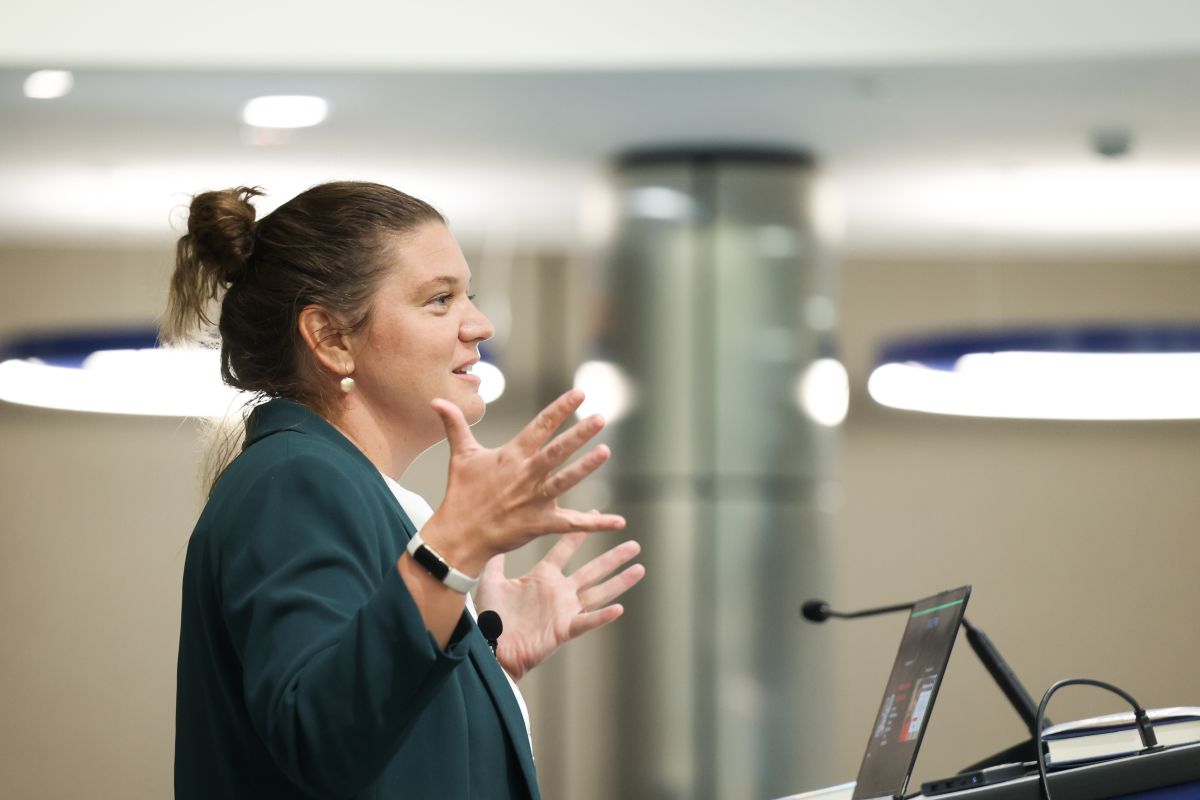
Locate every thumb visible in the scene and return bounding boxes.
[431,398,478,455]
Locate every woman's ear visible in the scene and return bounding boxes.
[298,305,354,378]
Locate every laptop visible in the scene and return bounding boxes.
[851,586,972,800]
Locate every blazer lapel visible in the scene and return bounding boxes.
[384,485,540,797]
[468,636,540,799]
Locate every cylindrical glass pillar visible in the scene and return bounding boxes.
[595,149,835,800]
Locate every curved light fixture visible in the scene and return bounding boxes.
[0,327,507,417]
[0,328,252,417]
[868,326,1200,421]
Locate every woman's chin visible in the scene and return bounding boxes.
[463,395,487,426]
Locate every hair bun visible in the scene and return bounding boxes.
[186,186,263,284]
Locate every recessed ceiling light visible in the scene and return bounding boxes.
[573,359,636,423]
[23,70,74,100]
[796,357,850,427]
[241,95,329,129]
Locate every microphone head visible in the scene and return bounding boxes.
[477,610,503,640]
[800,599,832,623]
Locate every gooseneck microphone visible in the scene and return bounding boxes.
[801,595,1049,770]
[477,610,503,656]
[800,598,914,623]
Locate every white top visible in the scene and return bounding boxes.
[380,475,533,746]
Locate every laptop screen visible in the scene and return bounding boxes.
[851,586,971,800]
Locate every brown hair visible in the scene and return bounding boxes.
[164,181,445,490]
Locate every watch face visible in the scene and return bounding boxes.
[413,545,450,581]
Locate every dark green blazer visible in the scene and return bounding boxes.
[175,399,540,799]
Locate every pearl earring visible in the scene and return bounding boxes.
[340,376,356,393]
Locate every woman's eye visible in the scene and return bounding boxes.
[429,291,475,308]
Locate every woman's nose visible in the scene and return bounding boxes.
[462,301,494,343]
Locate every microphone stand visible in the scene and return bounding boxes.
[957,617,1044,772]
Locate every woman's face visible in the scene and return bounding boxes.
[350,222,494,446]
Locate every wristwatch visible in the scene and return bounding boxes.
[405,531,480,594]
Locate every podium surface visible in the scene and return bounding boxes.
[938,741,1200,799]
[780,741,1200,800]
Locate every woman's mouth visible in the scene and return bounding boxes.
[452,362,481,384]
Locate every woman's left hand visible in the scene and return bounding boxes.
[473,532,645,681]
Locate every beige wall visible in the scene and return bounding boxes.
[0,247,198,796]
[829,256,1200,788]
[2,244,1199,796]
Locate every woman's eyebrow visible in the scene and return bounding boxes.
[412,276,459,296]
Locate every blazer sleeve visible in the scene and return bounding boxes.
[217,448,472,799]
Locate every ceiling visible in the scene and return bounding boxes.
[8,0,1200,70]
[5,2,1200,255]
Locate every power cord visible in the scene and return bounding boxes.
[1035,678,1162,800]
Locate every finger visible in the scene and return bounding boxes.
[529,414,605,476]
[541,445,610,498]
[511,389,584,455]
[553,508,626,533]
[569,539,641,587]
[431,398,480,455]
[542,531,587,571]
[579,564,646,612]
[567,604,624,641]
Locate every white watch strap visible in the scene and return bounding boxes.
[406,530,480,594]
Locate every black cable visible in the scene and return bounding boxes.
[1034,677,1162,800]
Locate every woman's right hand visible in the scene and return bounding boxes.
[418,389,627,576]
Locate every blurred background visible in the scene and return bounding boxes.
[4,2,1200,797]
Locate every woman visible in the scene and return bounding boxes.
[168,182,644,799]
